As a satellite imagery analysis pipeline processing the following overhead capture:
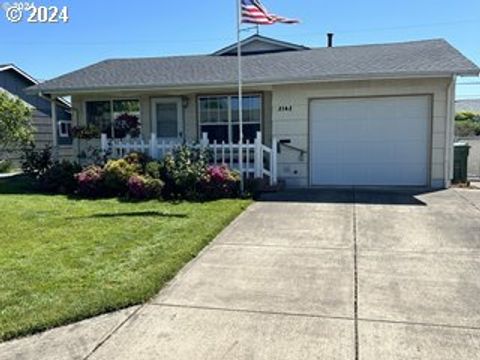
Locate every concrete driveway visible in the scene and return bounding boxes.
[1,188,480,359]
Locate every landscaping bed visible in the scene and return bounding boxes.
[0,176,250,341]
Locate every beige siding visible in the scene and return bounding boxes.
[271,78,451,188]
[184,94,197,142]
[262,91,273,146]
[70,79,452,188]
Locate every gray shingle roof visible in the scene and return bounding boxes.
[30,39,479,94]
[456,99,480,113]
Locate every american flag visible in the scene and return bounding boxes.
[241,0,299,25]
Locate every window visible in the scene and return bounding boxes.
[113,100,140,119]
[58,120,71,138]
[86,101,112,137]
[86,99,140,138]
[199,95,261,143]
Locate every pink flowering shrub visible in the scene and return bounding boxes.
[74,165,105,197]
[128,175,164,200]
[199,165,241,200]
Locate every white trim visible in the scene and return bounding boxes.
[51,98,58,159]
[0,64,71,107]
[58,120,72,138]
[84,98,141,138]
[445,75,457,188]
[0,64,39,85]
[151,97,184,140]
[213,34,308,55]
[197,94,262,143]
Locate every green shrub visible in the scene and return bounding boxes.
[40,161,82,194]
[21,144,53,179]
[0,159,13,173]
[145,161,161,179]
[160,146,210,199]
[103,159,141,195]
[124,152,151,170]
[455,111,480,122]
[127,175,164,200]
[455,120,480,137]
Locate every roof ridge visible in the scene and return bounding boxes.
[27,38,479,94]
[94,38,450,63]
[308,38,447,51]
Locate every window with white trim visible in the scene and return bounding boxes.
[86,99,140,138]
[58,120,71,138]
[198,95,261,143]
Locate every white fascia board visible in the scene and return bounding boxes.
[35,72,459,96]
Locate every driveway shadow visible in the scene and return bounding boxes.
[259,188,439,206]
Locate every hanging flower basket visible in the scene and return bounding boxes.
[71,125,101,140]
[114,113,141,138]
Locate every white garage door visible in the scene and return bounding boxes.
[310,96,430,186]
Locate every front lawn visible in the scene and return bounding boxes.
[0,176,251,341]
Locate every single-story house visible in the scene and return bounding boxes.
[29,35,479,188]
[0,63,73,162]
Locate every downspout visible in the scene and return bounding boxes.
[444,75,456,188]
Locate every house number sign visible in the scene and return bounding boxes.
[278,105,293,112]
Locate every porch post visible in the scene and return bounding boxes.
[201,132,209,148]
[101,133,108,158]
[150,133,158,159]
[271,137,278,186]
[50,97,59,160]
[254,131,262,178]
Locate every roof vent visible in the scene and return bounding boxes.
[327,33,334,47]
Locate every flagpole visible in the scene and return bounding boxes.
[236,0,244,192]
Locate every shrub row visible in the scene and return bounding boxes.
[21,145,241,201]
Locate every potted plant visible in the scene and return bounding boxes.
[71,125,101,140]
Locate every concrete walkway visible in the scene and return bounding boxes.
[2,188,480,359]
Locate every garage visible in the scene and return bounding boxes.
[310,96,431,186]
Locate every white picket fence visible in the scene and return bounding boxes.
[101,132,278,185]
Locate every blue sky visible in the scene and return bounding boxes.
[1,0,479,98]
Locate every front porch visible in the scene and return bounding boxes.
[100,131,278,186]
[67,89,277,184]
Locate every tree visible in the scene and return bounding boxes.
[0,91,34,156]
[455,111,480,122]
[455,111,480,137]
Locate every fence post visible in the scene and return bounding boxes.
[150,133,157,159]
[271,137,278,186]
[101,133,108,158]
[254,131,262,178]
[200,132,209,148]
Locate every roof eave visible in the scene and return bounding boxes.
[28,71,474,96]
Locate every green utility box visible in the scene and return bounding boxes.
[453,142,471,183]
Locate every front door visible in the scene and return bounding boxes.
[151,98,183,141]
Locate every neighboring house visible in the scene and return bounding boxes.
[455,99,480,179]
[29,35,480,188]
[456,99,480,114]
[0,64,73,162]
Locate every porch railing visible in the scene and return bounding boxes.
[101,131,277,185]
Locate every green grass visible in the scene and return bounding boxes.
[0,177,251,341]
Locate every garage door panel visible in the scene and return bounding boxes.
[310,96,430,186]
